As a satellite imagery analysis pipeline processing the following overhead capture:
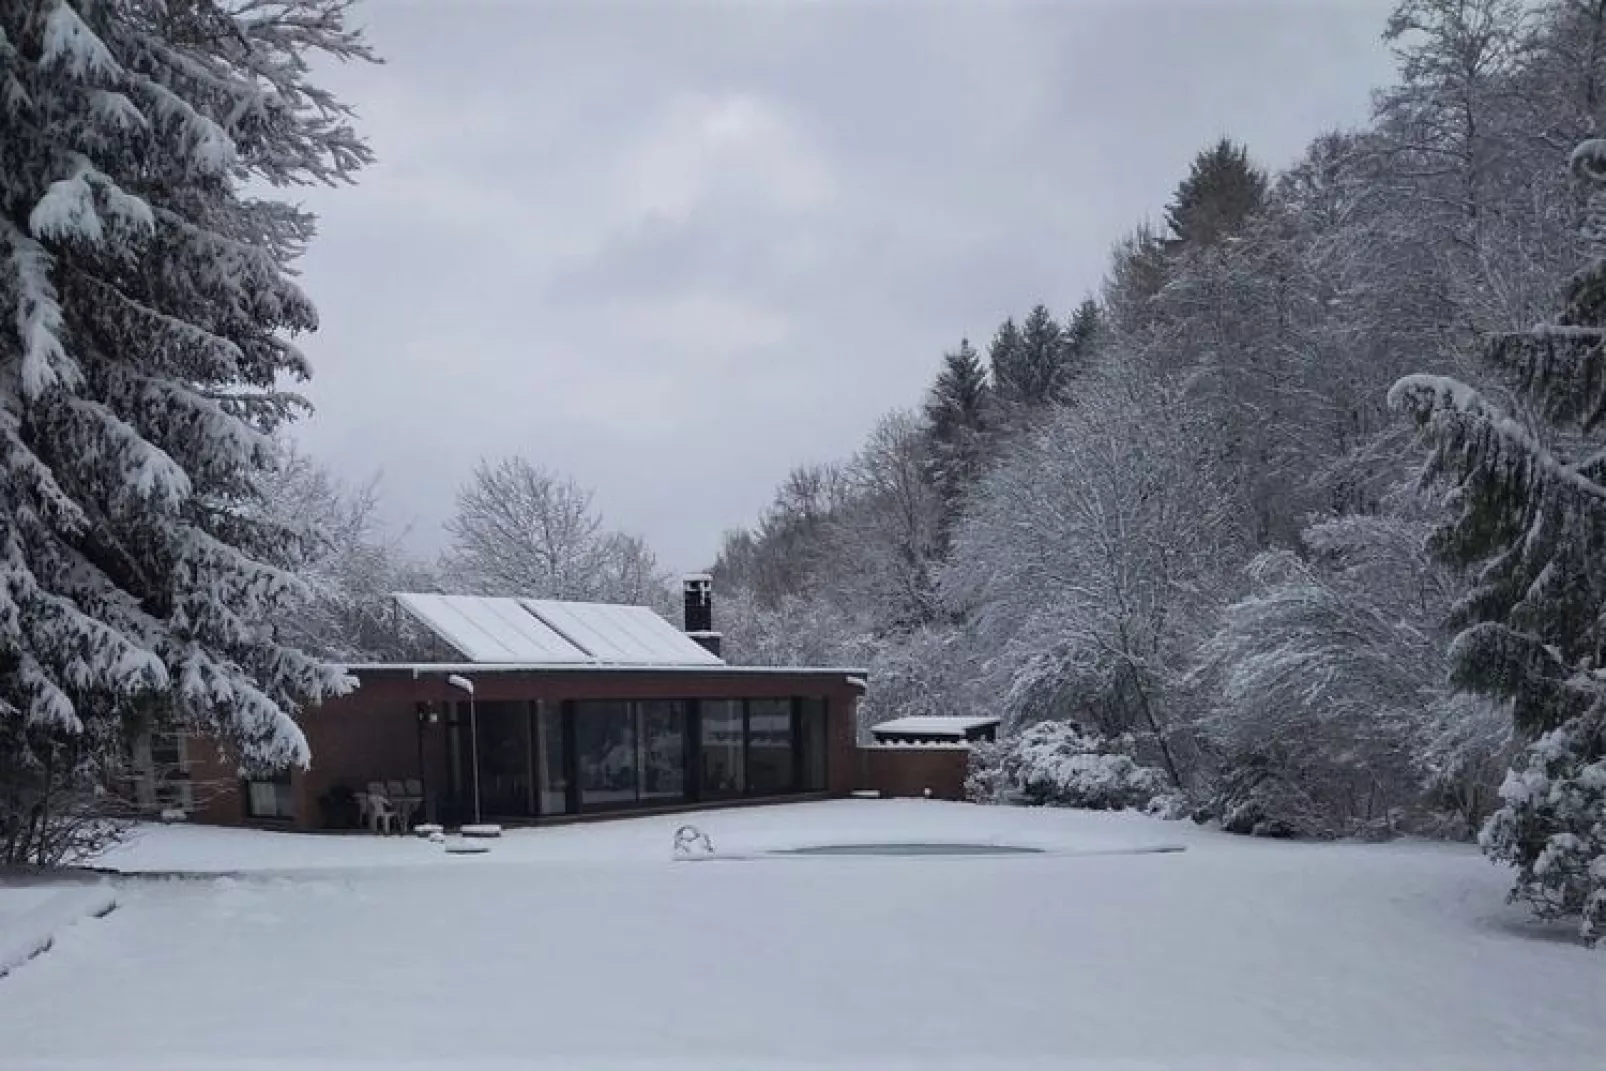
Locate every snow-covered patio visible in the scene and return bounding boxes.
[1,800,1601,1070]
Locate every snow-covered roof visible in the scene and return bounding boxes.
[861,740,975,750]
[869,716,1000,739]
[393,593,723,667]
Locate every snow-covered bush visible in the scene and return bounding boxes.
[0,717,132,866]
[964,739,1007,803]
[1204,752,1342,839]
[1197,514,1511,839]
[1145,793,1191,821]
[972,721,1171,811]
[1480,712,1606,943]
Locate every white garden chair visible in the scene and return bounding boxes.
[357,788,398,834]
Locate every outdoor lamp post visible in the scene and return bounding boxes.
[446,674,480,825]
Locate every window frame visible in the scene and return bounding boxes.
[243,770,295,821]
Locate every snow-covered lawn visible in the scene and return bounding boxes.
[0,800,1601,1070]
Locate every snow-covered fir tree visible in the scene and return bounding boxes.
[1061,298,1100,381]
[985,316,1025,411]
[1391,136,1606,943]
[921,338,989,550]
[0,0,372,862]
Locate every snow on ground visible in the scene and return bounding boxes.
[0,882,116,979]
[0,800,1601,1070]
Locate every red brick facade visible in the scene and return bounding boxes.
[191,666,864,830]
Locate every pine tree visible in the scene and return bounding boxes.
[1062,299,1101,384]
[1021,303,1066,406]
[994,304,1066,410]
[1103,224,1171,328]
[922,339,990,547]
[1164,138,1269,248]
[1391,136,1606,943]
[987,316,1025,408]
[0,1,371,862]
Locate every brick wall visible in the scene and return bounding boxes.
[183,733,242,826]
[858,746,973,801]
[826,689,860,796]
[182,669,866,829]
[298,700,447,830]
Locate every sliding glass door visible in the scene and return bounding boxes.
[700,700,745,799]
[577,700,638,807]
[476,701,533,818]
[575,699,689,809]
[746,699,796,795]
[552,695,825,814]
[535,700,570,816]
[639,700,687,801]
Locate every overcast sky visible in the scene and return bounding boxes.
[289,0,1400,574]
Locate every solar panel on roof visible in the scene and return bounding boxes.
[520,599,724,666]
[393,593,724,666]
[394,593,592,664]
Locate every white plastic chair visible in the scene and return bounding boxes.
[358,788,397,834]
[370,794,398,834]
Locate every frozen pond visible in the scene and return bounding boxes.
[773,841,1043,856]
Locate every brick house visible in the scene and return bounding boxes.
[167,582,868,831]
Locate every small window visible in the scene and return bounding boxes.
[245,771,295,819]
[130,728,191,813]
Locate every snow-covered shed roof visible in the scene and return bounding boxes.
[394,593,723,667]
[869,715,1000,741]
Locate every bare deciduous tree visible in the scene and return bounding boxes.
[442,457,670,608]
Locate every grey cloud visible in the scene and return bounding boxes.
[290,0,1399,573]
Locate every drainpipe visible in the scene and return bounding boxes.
[446,674,480,825]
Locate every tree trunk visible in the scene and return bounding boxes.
[1127,662,1184,790]
[33,745,55,867]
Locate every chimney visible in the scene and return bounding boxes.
[682,574,721,657]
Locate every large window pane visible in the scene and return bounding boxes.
[747,699,796,796]
[799,697,828,792]
[536,700,569,815]
[638,701,686,801]
[701,700,744,798]
[477,701,532,817]
[577,701,637,807]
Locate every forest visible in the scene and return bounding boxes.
[703,0,1606,940]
